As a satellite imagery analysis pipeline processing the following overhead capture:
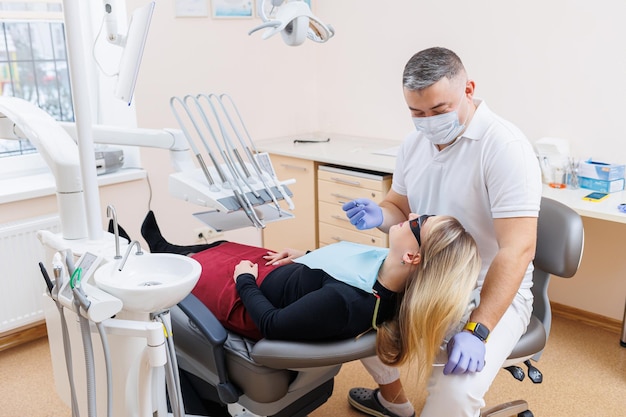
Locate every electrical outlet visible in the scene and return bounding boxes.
[194,227,223,243]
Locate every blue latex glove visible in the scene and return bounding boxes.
[342,198,383,230]
[443,331,486,375]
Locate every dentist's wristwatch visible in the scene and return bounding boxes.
[464,322,490,342]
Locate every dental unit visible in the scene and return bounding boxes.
[0,97,295,237]
[0,0,336,416]
[0,93,295,416]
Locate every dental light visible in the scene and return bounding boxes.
[102,0,155,105]
[249,0,335,46]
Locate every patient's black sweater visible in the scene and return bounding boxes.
[235,263,398,341]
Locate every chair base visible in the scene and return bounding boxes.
[481,399,533,417]
[178,367,335,417]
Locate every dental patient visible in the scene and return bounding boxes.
[138,210,480,373]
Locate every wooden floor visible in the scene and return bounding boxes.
[1,314,625,417]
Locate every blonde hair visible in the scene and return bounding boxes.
[375,216,481,387]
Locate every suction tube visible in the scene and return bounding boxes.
[96,322,113,417]
[75,297,97,417]
[50,253,81,417]
[154,312,184,417]
[57,299,81,417]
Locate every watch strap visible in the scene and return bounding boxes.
[464,321,490,342]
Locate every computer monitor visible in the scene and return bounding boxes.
[114,1,155,106]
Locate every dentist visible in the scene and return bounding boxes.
[343,47,542,417]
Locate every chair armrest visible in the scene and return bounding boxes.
[176,293,240,403]
[251,331,377,369]
[177,293,228,345]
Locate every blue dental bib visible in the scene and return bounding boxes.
[295,241,389,293]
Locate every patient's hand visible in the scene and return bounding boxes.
[234,260,258,282]
[264,248,307,266]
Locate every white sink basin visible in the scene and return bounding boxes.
[94,253,201,313]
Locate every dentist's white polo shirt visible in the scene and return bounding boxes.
[393,99,542,288]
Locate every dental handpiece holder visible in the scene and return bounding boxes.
[54,251,123,322]
[169,92,296,232]
[42,242,199,417]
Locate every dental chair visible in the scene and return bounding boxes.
[170,294,378,417]
[480,197,584,417]
[170,196,583,417]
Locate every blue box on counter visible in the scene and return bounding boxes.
[578,160,625,181]
[579,177,625,193]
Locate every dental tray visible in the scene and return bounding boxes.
[193,204,295,232]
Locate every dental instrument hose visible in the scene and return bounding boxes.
[155,312,184,417]
[66,266,113,417]
[71,267,101,417]
[157,314,184,417]
[163,349,181,417]
[51,258,81,417]
[56,296,81,417]
[74,295,98,417]
[165,318,185,417]
[95,322,113,417]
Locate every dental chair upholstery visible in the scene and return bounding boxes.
[481,197,584,417]
[171,293,377,416]
[171,196,583,417]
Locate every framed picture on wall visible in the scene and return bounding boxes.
[257,0,313,20]
[175,0,209,17]
[212,0,254,19]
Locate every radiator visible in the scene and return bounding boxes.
[0,215,61,333]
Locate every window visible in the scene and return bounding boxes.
[0,1,72,158]
[0,1,143,205]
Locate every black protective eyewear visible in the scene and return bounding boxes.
[409,214,434,246]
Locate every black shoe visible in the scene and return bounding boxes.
[107,219,131,244]
[140,210,226,255]
[348,388,415,417]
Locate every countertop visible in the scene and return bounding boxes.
[257,133,626,224]
[256,133,401,174]
[542,184,626,224]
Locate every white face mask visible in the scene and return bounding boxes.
[412,93,467,146]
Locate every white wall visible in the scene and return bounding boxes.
[126,0,324,246]
[129,0,626,321]
[315,0,626,163]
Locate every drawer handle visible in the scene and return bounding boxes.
[281,164,307,171]
[331,192,377,203]
[331,215,350,222]
[331,193,356,203]
[330,176,361,186]
[331,236,377,245]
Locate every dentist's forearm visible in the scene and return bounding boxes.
[378,201,408,233]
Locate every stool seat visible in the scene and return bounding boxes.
[508,316,546,360]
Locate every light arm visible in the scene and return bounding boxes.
[102,0,124,45]
[250,0,334,46]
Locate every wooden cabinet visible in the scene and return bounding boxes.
[262,154,317,251]
[317,166,391,247]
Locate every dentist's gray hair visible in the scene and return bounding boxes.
[403,47,466,91]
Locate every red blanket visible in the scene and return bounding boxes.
[191,242,280,340]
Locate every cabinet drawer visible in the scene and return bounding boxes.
[319,223,387,247]
[262,154,317,251]
[318,180,386,205]
[318,201,387,239]
[318,166,391,192]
